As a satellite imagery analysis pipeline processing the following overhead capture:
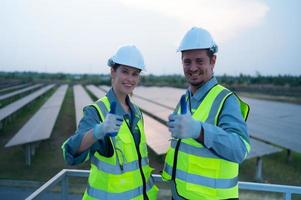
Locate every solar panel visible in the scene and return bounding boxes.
[0,83,31,93]
[244,97,301,153]
[0,84,55,122]
[73,85,93,127]
[5,85,67,147]
[143,114,171,155]
[0,84,43,101]
[86,85,107,99]
[247,138,282,159]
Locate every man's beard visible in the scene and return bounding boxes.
[189,80,204,87]
[186,71,205,87]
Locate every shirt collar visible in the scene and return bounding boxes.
[106,88,141,120]
[188,77,218,101]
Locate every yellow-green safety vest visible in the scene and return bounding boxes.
[162,84,250,200]
[83,96,158,200]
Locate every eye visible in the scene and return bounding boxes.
[183,59,191,66]
[132,71,140,77]
[121,69,129,74]
[196,58,204,64]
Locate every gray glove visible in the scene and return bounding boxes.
[167,113,202,139]
[93,113,123,140]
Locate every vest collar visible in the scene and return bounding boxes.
[106,88,142,121]
[188,76,218,102]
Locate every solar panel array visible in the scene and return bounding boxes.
[5,85,67,147]
[0,84,43,101]
[0,83,31,93]
[245,97,301,153]
[0,84,55,122]
[1,83,296,170]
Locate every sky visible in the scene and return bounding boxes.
[0,0,300,76]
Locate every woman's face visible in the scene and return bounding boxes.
[111,65,141,96]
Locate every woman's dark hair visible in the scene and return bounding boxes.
[112,63,121,71]
[112,64,142,73]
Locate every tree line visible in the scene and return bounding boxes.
[1,71,300,88]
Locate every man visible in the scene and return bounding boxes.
[162,27,250,200]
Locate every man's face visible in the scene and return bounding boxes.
[182,49,216,89]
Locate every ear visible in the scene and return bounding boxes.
[210,55,216,71]
[210,55,216,65]
[111,67,116,79]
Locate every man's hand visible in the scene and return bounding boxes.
[167,113,202,139]
[93,113,123,140]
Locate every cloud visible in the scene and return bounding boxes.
[0,0,271,75]
[119,0,269,43]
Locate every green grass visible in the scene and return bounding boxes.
[238,92,301,105]
[240,151,301,185]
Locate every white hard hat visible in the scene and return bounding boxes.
[177,27,218,53]
[107,45,145,71]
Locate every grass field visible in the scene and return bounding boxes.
[0,85,301,199]
[238,92,301,105]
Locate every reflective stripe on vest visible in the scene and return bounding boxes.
[86,176,155,199]
[205,88,233,124]
[164,163,238,189]
[91,155,149,174]
[170,139,219,159]
[162,84,250,199]
[83,96,157,199]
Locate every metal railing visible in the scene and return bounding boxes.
[26,169,301,200]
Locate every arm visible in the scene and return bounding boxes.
[77,112,122,153]
[78,129,97,153]
[202,94,250,163]
[61,106,100,165]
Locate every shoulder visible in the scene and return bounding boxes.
[214,84,240,114]
[224,93,239,106]
[83,104,98,114]
[82,105,101,122]
[219,93,244,121]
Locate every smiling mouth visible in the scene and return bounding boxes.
[189,70,204,76]
[123,83,133,87]
[189,73,200,78]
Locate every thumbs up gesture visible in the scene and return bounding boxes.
[93,101,123,140]
[167,95,202,139]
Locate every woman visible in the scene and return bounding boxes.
[62,45,158,199]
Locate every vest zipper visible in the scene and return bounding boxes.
[172,139,181,180]
[170,95,191,199]
[172,139,189,199]
[136,146,148,200]
[124,118,148,200]
[173,97,184,180]
[97,100,147,197]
